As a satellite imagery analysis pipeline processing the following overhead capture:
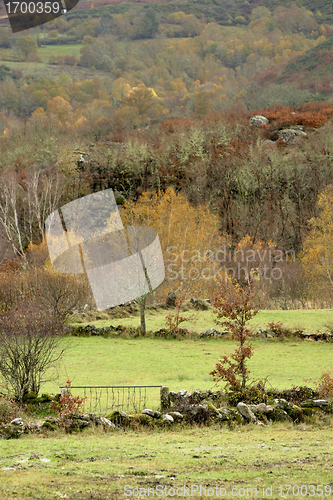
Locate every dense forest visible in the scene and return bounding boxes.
[1,1,333,310]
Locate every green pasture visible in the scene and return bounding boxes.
[0,424,332,499]
[0,44,81,63]
[37,44,82,63]
[40,335,333,411]
[81,308,333,335]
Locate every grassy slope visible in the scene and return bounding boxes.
[0,425,332,499]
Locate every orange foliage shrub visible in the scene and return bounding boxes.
[253,102,333,132]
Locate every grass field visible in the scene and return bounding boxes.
[81,308,333,335]
[1,310,333,499]
[39,335,333,410]
[0,424,332,499]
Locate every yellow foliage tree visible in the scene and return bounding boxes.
[47,96,73,123]
[301,185,333,305]
[121,187,230,303]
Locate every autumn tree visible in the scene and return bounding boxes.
[210,279,259,394]
[16,36,38,60]
[121,187,230,308]
[47,96,73,123]
[301,185,333,305]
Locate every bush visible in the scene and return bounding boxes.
[316,371,333,398]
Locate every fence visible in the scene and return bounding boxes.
[59,385,163,415]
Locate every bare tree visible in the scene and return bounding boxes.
[0,170,65,258]
[0,300,68,402]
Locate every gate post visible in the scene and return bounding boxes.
[160,386,169,412]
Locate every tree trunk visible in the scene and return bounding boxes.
[241,356,246,392]
[139,295,147,336]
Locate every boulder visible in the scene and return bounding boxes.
[200,328,221,338]
[162,414,174,423]
[271,408,292,422]
[278,128,307,145]
[141,409,155,417]
[10,418,23,427]
[250,115,269,127]
[98,417,116,429]
[177,389,187,398]
[166,292,177,308]
[237,402,256,423]
[0,424,24,439]
[217,408,231,421]
[167,411,184,421]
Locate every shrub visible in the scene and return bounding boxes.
[316,371,333,398]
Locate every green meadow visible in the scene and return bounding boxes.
[78,308,333,336]
[0,309,333,499]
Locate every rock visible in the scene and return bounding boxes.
[263,139,276,149]
[177,389,187,398]
[24,423,40,434]
[257,328,267,338]
[190,389,201,404]
[249,403,267,414]
[167,411,183,421]
[166,292,177,308]
[250,115,269,127]
[99,417,116,429]
[271,408,292,422]
[313,400,329,407]
[162,414,174,423]
[237,402,256,423]
[0,424,24,439]
[141,409,155,417]
[10,418,23,427]
[185,404,210,423]
[75,419,92,429]
[190,298,210,310]
[274,398,292,411]
[105,410,129,424]
[153,411,162,419]
[278,128,307,145]
[169,391,178,402]
[228,409,244,425]
[200,328,221,338]
[202,400,220,416]
[217,408,231,421]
